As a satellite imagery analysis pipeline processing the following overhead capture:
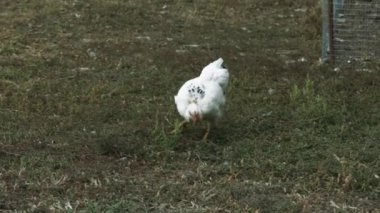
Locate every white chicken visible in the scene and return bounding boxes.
[174,58,229,140]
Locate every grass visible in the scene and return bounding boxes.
[1,0,379,211]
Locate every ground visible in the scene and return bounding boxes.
[0,0,379,212]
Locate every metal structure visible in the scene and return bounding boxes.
[322,0,380,69]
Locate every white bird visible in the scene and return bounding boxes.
[174,58,229,140]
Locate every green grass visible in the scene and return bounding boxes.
[1,0,379,212]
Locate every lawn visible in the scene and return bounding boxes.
[0,0,379,211]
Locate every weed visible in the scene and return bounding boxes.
[290,77,328,118]
[152,112,179,150]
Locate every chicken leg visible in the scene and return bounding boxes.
[202,122,211,141]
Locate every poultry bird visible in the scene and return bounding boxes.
[174,58,229,140]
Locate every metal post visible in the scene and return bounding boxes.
[321,0,330,62]
[328,0,335,64]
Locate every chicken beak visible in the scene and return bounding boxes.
[191,114,198,124]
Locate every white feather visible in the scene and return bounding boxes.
[199,58,229,91]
